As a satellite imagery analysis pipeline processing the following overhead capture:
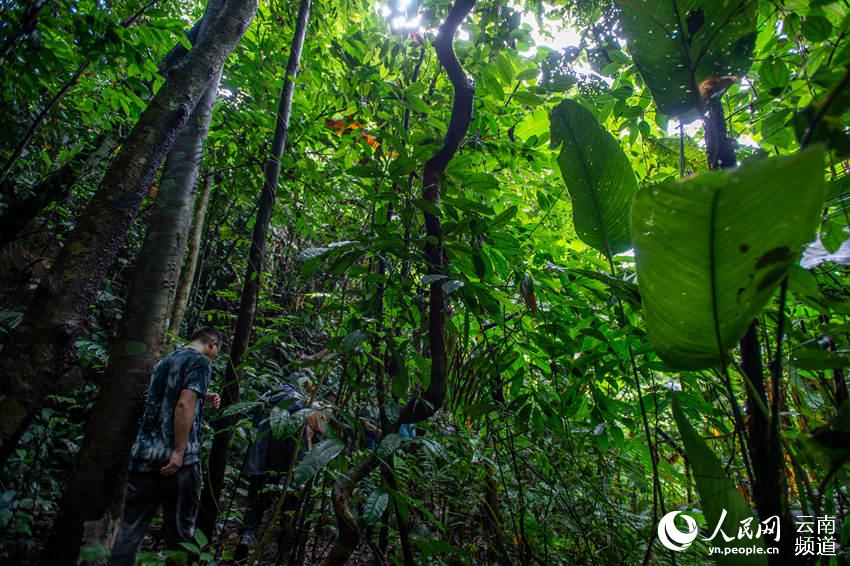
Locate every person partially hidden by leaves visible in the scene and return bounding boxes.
[108,327,223,566]
[235,370,327,560]
[360,394,382,450]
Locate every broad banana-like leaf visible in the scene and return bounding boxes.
[550,100,638,258]
[671,395,768,564]
[632,147,825,369]
[615,0,759,119]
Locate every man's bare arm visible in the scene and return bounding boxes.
[161,389,198,476]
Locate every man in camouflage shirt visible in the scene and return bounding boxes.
[109,327,223,565]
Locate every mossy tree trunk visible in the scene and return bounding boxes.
[0,0,257,468]
[38,5,231,563]
[168,174,214,339]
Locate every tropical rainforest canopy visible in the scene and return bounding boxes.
[0,0,849,564]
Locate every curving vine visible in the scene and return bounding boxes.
[320,0,476,562]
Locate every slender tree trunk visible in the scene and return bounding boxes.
[0,0,257,469]
[39,22,227,564]
[322,2,475,563]
[183,197,233,335]
[740,324,790,542]
[196,0,311,537]
[818,315,850,407]
[0,12,202,218]
[0,141,96,249]
[169,174,214,338]
[0,62,89,188]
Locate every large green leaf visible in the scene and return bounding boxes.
[615,0,759,119]
[671,395,768,564]
[362,487,390,525]
[292,438,344,486]
[550,100,638,258]
[632,148,825,369]
[377,432,402,459]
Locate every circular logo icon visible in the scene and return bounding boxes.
[657,511,698,552]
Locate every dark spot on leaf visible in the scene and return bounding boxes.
[686,9,705,36]
[756,246,793,269]
[757,266,788,291]
[739,244,749,253]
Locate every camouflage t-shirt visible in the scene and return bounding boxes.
[129,348,212,472]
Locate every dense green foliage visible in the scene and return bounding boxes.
[1,0,849,564]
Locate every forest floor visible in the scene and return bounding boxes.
[138,489,378,565]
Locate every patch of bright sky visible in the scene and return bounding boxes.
[391,13,422,30]
[381,0,604,79]
[664,119,759,149]
[378,0,585,57]
[515,2,625,80]
[738,134,759,147]
[667,120,703,139]
[516,2,580,56]
[514,2,607,79]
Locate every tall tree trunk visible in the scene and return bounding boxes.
[321,2,475,563]
[0,0,257,469]
[196,0,311,538]
[169,174,214,339]
[39,15,226,562]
